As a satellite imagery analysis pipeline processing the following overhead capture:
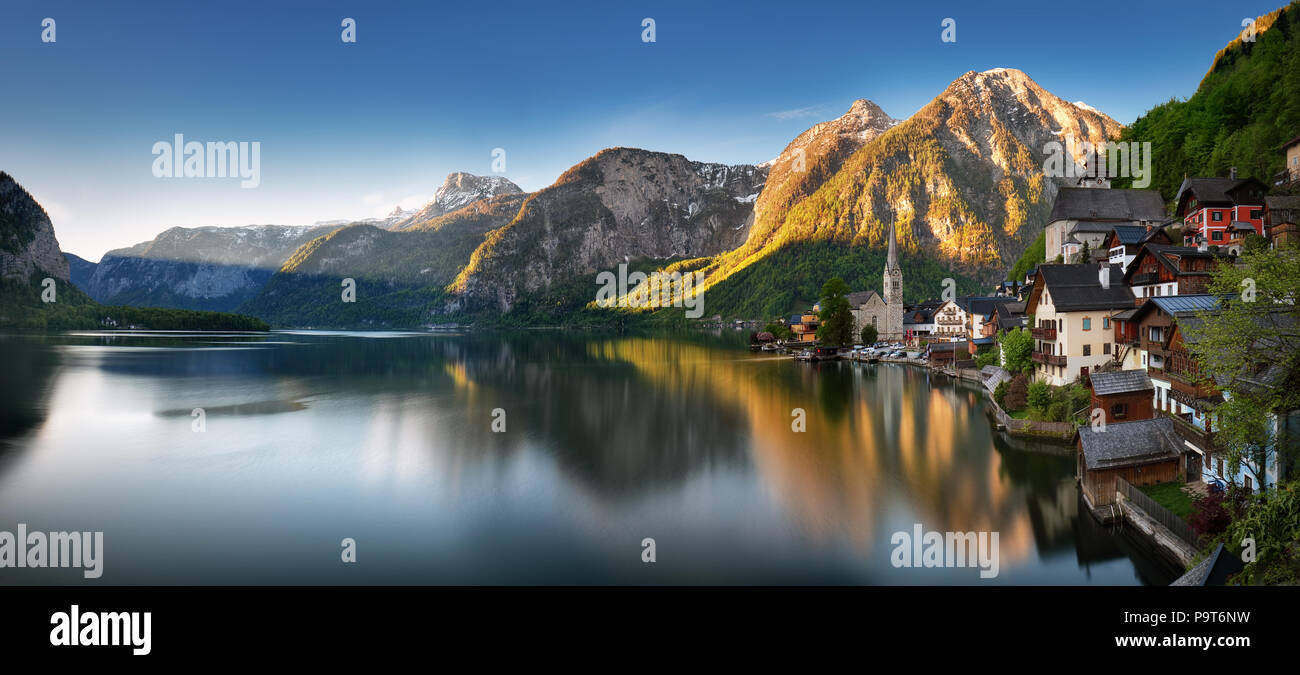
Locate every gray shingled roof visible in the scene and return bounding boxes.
[1077,418,1183,471]
[1049,188,1167,223]
[1090,370,1154,396]
[1175,177,1265,208]
[1034,264,1135,312]
[846,290,881,307]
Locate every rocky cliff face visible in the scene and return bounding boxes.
[447,148,766,313]
[394,173,523,229]
[86,224,341,311]
[699,68,1122,291]
[65,252,97,291]
[0,172,70,283]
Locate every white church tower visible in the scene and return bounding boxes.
[882,220,904,340]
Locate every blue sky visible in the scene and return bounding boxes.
[0,0,1285,260]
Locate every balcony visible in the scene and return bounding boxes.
[1031,351,1067,366]
[1130,272,1159,286]
[1166,411,1218,452]
[1275,168,1298,187]
[1030,327,1056,340]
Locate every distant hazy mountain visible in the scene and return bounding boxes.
[85,224,342,312]
[239,192,529,326]
[0,172,70,283]
[64,252,97,291]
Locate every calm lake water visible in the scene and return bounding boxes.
[0,330,1179,585]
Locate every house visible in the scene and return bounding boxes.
[958,296,1020,342]
[1077,418,1185,510]
[1274,133,1300,188]
[987,301,1028,336]
[1121,294,1228,484]
[1089,370,1154,424]
[927,340,968,367]
[1024,263,1135,385]
[1174,173,1267,250]
[1264,195,1300,249]
[930,299,968,340]
[902,300,943,343]
[1122,243,1231,300]
[1044,187,1167,262]
[788,312,820,343]
[1104,223,1171,272]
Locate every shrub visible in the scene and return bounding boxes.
[1026,380,1051,411]
[993,380,1009,409]
[1004,374,1028,411]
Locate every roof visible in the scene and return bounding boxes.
[956,296,1018,316]
[1031,264,1134,312]
[1077,418,1183,471]
[1266,195,1300,225]
[928,341,968,352]
[1229,220,1257,232]
[972,337,995,345]
[1048,188,1167,223]
[845,290,882,307]
[1090,370,1154,396]
[1280,133,1300,150]
[996,314,1028,330]
[1123,244,1229,284]
[1127,294,1227,326]
[1109,225,1150,245]
[1175,176,1266,210]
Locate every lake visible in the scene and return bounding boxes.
[0,330,1180,585]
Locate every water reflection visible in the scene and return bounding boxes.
[0,331,1177,584]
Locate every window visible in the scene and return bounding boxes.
[1103,317,1110,329]
[1082,317,1092,331]
[1212,211,1222,221]
[1104,342,1111,355]
[1250,209,1262,220]
[1111,403,1128,419]
[1083,344,1091,356]
[1212,230,1224,241]
[1245,476,1253,491]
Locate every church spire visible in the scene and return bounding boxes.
[886,219,900,271]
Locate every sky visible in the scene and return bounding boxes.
[0,0,1285,261]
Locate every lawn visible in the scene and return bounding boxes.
[1008,410,1029,419]
[1139,482,1196,519]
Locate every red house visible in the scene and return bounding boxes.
[1174,173,1267,253]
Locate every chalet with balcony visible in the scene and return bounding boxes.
[1044,187,1167,262]
[1123,294,1227,483]
[1077,418,1185,510]
[931,299,968,339]
[987,301,1028,337]
[1024,264,1135,386]
[1174,174,1267,250]
[903,300,943,343]
[1122,243,1231,300]
[1104,223,1171,272]
[1089,370,1154,425]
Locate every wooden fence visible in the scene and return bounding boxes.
[1116,477,1203,550]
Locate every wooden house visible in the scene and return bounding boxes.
[1089,370,1154,424]
[1077,418,1184,510]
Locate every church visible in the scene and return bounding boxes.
[848,221,904,341]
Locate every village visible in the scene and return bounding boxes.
[746,134,1300,584]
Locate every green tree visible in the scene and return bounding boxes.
[764,322,793,340]
[815,277,854,347]
[860,323,878,345]
[1027,380,1052,412]
[999,327,1033,373]
[1223,481,1300,585]
[1185,244,1300,490]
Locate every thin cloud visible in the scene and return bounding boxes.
[765,104,829,121]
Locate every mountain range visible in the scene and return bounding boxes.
[10,67,1123,328]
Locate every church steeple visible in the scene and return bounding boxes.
[881,219,904,341]
[886,219,900,272]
